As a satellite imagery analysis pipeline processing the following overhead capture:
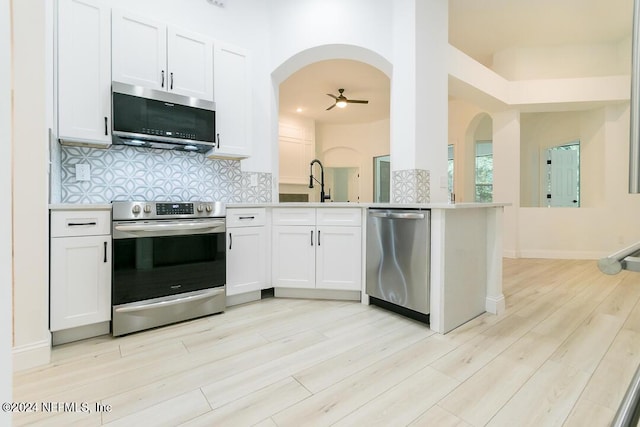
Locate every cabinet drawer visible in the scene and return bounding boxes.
[316,208,362,226]
[51,209,111,237]
[272,208,315,226]
[226,208,266,227]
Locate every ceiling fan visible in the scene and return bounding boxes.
[326,88,369,111]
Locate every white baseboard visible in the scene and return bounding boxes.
[274,288,361,301]
[226,291,262,307]
[52,322,110,346]
[486,294,506,315]
[13,338,51,371]
[517,250,605,260]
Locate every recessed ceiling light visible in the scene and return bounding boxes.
[296,107,303,113]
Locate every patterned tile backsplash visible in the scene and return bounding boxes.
[56,145,272,204]
[392,169,430,204]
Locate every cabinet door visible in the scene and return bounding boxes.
[112,10,167,90]
[50,236,111,331]
[209,42,251,159]
[57,0,111,145]
[279,137,314,185]
[226,227,267,296]
[315,226,362,291]
[167,27,214,101]
[272,226,315,289]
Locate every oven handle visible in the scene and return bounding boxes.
[114,220,225,233]
[114,288,224,313]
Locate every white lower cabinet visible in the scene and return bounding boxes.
[226,208,268,296]
[50,209,112,332]
[315,225,362,290]
[272,208,362,291]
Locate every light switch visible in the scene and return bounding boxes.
[75,163,91,181]
[440,175,448,189]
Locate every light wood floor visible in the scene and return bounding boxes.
[13,258,640,426]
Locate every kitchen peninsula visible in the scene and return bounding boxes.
[228,202,507,334]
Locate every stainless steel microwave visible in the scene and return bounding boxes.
[111,81,216,153]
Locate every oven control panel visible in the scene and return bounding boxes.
[156,203,194,216]
[112,201,226,220]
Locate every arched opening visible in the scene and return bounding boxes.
[461,112,493,202]
[271,44,392,202]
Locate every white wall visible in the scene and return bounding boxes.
[268,0,393,74]
[520,110,606,208]
[0,0,13,415]
[316,119,390,202]
[492,39,631,80]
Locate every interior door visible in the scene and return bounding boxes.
[549,148,579,207]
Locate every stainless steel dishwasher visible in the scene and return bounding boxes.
[366,208,430,321]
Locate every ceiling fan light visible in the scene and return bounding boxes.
[336,100,347,108]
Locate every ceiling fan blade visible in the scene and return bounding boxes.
[326,94,338,100]
[326,103,336,111]
[346,99,369,104]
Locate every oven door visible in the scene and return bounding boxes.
[112,219,226,336]
[112,218,226,306]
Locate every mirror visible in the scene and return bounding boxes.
[373,155,390,203]
[325,167,360,202]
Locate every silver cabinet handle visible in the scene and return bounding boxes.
[310,229,314,246]
[115,220,224,233]
[369,212,426,220]
[229,232,232,250]
[161,70,165,88]
[318,230,321,246]
[103,241,107,263]
[170,72,174,90]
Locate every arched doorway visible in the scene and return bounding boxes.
[271,45,392,202]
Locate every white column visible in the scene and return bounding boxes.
[12,0,51,370]
[0,0,12,417]
[390,0,448,203]
[493,110,521,257]
[485,207,505,314]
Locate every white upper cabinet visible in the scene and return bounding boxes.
[57,0,112,147]
[112,10,214,101]
[167,27,214,100]
[112,10,166,91]
[208,42,252,159]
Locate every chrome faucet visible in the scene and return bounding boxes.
[309,159,329,202]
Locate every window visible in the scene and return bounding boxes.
[447,144,454,195]
[475,141,493,202]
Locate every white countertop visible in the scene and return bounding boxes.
[48,202,509,211]
[49,203,112,211]
[228,202,509,209]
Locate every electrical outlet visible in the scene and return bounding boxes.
[75,163,91,181]
[249,174,258,187]
[440,176,448,189]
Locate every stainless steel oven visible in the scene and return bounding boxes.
[111,201,226,336]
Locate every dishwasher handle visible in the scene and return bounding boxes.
[369,211,426,220]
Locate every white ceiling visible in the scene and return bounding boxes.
[278,59,390,125]
[278,0,633,125]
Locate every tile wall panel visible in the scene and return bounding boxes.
[391,169,430,203]
[58,145,272,204]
